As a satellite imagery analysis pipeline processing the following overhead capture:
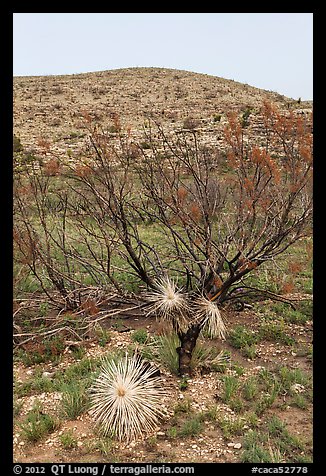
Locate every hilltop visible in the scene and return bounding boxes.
[13,67,312,157]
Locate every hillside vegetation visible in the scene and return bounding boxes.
[13,67,311,156]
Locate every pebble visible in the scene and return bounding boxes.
[290,383,305,394]
[234,443,242,449]
[42,371,54,379]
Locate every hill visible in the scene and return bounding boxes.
[13,67,312,157]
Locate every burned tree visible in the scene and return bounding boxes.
[14,101,312,374]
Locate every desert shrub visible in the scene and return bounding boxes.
[13,135,23,152]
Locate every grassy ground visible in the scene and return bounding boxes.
[13,287,313,463]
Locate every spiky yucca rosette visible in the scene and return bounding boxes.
[194,296,227,339]
[146,276,190,332]
[89,354,167,442]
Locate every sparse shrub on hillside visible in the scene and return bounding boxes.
[13,134,23,153]
[241,106,253,127]
[182,117,200,129]
[43,158,61,176]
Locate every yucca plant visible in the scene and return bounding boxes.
[146,276,190,333]
[193,296,227,339]
[89,353,167,442]
[146,276,227,376]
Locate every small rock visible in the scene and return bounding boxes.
[234,443,242,449]
[290,383,305,394]
[77,441,83,447]
[227,442,235,447]
[156,431,165,436]
[19,441,25,446]
[42,371,54,379]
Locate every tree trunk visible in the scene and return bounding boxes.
[176,323,201,377]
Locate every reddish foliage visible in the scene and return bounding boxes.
[189,203,201,221]
[288,261,303,274]
[43,158,61,176]
[177,186,188,203]
[281,281,295,295]
[74,164,93,178]
[37,137,51,154]
[81,298,99,316]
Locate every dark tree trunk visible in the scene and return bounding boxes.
[176,323,202,377]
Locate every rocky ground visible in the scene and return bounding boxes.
[13,303,313,464]
[13,67,312,159]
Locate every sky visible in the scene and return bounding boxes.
[13,13,313,100]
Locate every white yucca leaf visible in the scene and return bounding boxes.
[210,349,231,365]
[146,276,190,330]
[194,296,227,340]
[89,353,167,442]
